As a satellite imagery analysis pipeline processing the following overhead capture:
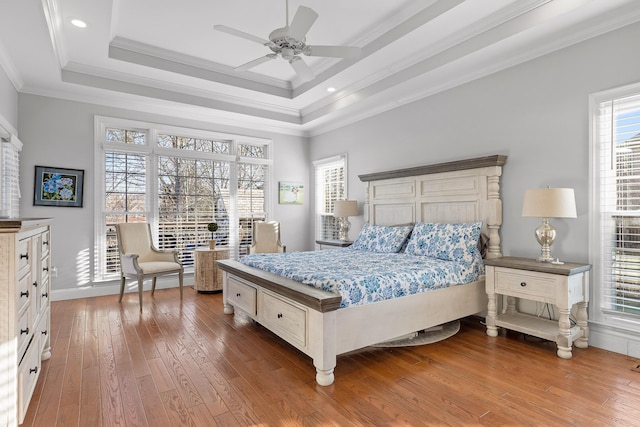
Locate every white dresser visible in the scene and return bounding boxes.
[0,218,52,426]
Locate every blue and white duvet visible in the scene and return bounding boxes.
[239,248,484,308]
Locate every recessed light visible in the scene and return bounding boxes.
[327,87,336,93]
[70,19,87,28]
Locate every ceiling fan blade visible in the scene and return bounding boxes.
[289,57,315,83]
[214,25,271,46]
[287,6,318,40]
[305,45,361,59]
[235,55,275,71]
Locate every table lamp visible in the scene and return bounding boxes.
[522,187,577,263]
[334,200,358,241]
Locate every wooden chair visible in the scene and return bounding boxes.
[249,221,286,254]
[115,223,184,310]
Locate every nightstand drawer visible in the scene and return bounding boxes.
[494,269,556,299]
[227,276,257,316]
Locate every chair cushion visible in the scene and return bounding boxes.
[138,261,182,274]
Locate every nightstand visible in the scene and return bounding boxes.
[484,256,591,359]
[194,247,230,292]
[315,239,353,249]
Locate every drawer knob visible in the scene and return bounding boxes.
[43,240,49,246]
[236,292,241,297]
[520,282,527,287]
[277,313,283,319]
[20,327,29,335]
[42,292,49,298]
[33,281,38,287]
[29,366,38,375]
[42,330,48,336]
[20,290,29,298]
[43,267,49,272]
[20,253,29,260]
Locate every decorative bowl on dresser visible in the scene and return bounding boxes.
[0,218,52,425]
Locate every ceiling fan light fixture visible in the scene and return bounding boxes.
[281,47,295,61]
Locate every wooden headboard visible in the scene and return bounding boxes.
[358,155,507,259]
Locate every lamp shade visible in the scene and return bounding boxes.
[522,188,577,218]
[334,200,359,217]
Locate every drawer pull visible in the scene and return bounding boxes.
[520,282,527,287]
[277,313,283,319]
[33,281,38,287]
[20,290,29,298]
[43,267,49,272]
[236,292,241,297]
[43,240,49,246]
[42,329,48,336]
[42,292,49,298]
[20,327,29,335]
[20,253,29,260]
[29,366,38,375]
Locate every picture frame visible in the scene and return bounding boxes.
[34,166,85,207]
[279,181,304,205]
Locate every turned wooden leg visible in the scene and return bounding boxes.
[119,276,126,302]
[486,293,498,337]
[556,308,572,359]
[575,301,589,349]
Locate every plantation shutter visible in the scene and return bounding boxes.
[1,135,22,218]
[314,155,346,241]
[597,92,640,317]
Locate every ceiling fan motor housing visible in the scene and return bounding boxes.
[268,27,306,58]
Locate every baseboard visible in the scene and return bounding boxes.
[588,321,640,359]
[51,274,195,301]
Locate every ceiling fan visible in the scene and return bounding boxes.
[214,0,361,83]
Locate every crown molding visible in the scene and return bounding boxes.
[41,0,68,68]
[0,39,23,92]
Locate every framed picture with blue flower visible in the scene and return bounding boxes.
[34,166,84,207]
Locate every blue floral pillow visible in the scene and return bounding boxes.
[404,222,482,264]
[351,223,414,253]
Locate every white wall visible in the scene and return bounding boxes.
[310,21,640,355]
[0,65,17,133]
[17,94,310,295]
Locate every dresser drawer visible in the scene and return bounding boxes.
[259,290,307,349]
[17,309,32,356]
[17,237,31,273]
[18,339,41,424]
[227,276,257,316]
[41,230,51,257]
[494,268,556,300]
[16,271,31,315]
[36,307,50,353]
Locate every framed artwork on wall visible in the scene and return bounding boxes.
[34,165,84,207]
[279,182,304,205]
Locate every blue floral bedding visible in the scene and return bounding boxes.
[239,248,484,308]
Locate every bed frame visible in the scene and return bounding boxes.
[217,155,506,386]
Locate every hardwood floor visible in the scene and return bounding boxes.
[23,286,640,426]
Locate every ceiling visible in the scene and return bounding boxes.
[1,0,639,137]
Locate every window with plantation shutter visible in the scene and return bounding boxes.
[95,116,271,281]
[314,155,346,241]
[592,85,640,325]
[1,135,21,218]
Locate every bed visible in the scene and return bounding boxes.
[217,155,506,386]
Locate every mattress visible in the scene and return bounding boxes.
[239,248,484,308]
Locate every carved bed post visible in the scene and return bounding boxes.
[485,167,503,259]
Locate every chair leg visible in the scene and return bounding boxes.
[138,277,144,311]
[118,276,126,302]
[179,270,184,300]
[151,277,157,295]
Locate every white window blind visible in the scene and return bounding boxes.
[314,155,346,241]
[1,136,22,218]
[594,90,640,320]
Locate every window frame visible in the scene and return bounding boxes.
[313,154,348,242]
[589,81,640,331]
[94,116,272,282]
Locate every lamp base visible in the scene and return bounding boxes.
[337,218,351,241]
[535,218,556,263]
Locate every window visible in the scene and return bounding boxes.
[95,117,271,281]
[0,135,21,218]
[591,83,640,326]
[314,155,346,241]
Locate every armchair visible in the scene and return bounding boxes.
[249,221,286,254]
[115,223,184,310]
